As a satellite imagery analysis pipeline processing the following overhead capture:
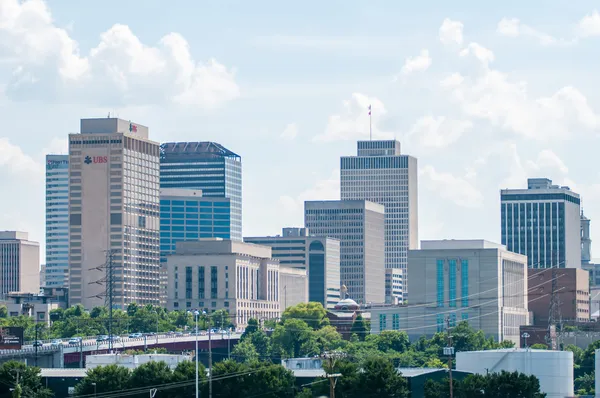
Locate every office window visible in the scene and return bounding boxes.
[392,314,400,331]
[185,267,192,299]
[461,259,469,307]
[379,314,387,332]
[449,260,457,307]
[437,314,445,332]
[211,266,218,299]
[198,266,205,299]
[437,260,444,307]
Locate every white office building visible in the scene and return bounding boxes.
[501,178,581,269]
[0,231,40,298]
[371,240,529,344]
[340,140,417,299]
[68,118,161,309]
[304,200,385,305]
[166,239,281,326]
[245,228,341,309]
[45,155,69,287]
[385,268,403,304]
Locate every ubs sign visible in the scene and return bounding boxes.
[84,155,108,164]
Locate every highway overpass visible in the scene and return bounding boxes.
[0,332,241,368]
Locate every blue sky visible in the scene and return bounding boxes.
[1,0,600,260]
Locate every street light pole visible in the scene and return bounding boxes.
[189,310,200,398]
[203,310,212,398]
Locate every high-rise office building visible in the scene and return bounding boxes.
[340,140,417,298]
[304,200,385,304]
[245,227,341,308]
[501,178,581,269]
[371,240,529,344]
[68,118,161,309]
[159,188,231,305]
[0,231,40,298]
[45,155,69,287]
[166,239,280,326]
[160,142,242,241]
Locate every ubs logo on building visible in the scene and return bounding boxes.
[84,155,107,164]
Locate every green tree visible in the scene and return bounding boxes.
[425,371,545,398]
[231,339,260,363]
[271,319,315,358]
[357,356,409,397]
[242,318,259,339]
[579,339,600,377]
[565,344,584,368]
[128,361,173,397]
[75,365,131,396]
[211,360,296,397]
[0,361,52,398]
[171,360,207,398]
[575,372,595,396]
[127,302,139,317]
[248,330,271,359]
[11,384,22,398]
[281,302,330,330]
[0,305,7,318]
[89,307,107,319]
[365,331,410,353]
[295,388,313,398]
[211,309,230,329]
[350,314,369,341]
[530,343,547,350]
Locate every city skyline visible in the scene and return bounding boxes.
[2,1,600,264]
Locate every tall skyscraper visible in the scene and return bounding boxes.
[340,140,417,297]
[160,142,242,241]
[45,155,69,287]
[245,227,341,308]
[68,118,161,309]
[581,211,592,265]
[501,178,581,269]
[304,200,385,304]
[0,231,40,298]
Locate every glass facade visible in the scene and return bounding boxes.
[449,259,456,307]
[160,142,242,241]
[379,313,387,331]
[436,259,444,307]
[45,155,69,287]
[437,314,444,332]
[461,259,469,307]
[159,195,231,263]
[392,313,400,330]
[500,181,580,269]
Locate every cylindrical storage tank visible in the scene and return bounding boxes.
[456,349,573,398]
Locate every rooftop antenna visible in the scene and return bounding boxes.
[368,105,372,141]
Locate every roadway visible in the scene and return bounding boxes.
[2,332,242,357]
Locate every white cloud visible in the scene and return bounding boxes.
[280,123,298,140]
[440,73,464,88]
[420,165,483,208]
[459,43,495,66]
[278,170,340,215]
[0,0,239,107]
[439,18,464,46]
[42,137,68,155]
[526,149,569,175]
[399,49,432,76]
[314,93,394,142]
[443,65,600,140]
[496,17,568,46]
[407,115,472,149]
[577,10,600,37]
[0,138,43,176]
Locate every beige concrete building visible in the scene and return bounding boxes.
[0,231,40,298]
[279,266,308,312]
[371,240,529,344]
[166,239,281,326]
[68,118,161,309]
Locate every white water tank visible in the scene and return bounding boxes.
[456,349,573,398]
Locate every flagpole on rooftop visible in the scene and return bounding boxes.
[368,105,372,141]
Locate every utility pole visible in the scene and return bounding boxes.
[89,250,118,351]
[444,316,455,398]
[321,351,344,398]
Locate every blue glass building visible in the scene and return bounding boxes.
[159,189,231,263]
[45,155,69,287]
[160,142,242,241]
